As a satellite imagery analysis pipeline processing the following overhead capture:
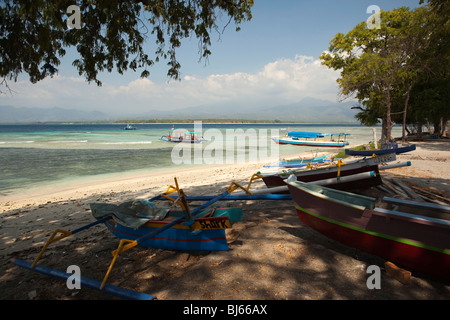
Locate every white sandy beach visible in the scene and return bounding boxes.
[1,139,449,300]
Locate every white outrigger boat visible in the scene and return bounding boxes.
[273,131,350,148]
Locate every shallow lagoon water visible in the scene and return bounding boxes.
[0,123,401,195]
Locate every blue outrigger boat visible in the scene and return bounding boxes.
[264,154,330,168]
[273,132,350,148]
[345,144,416,156]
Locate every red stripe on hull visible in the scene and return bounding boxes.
[296,208,450,282]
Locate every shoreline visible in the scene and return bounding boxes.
[2,139,450,211]
[0,161,265,208]
[0,146,335,206]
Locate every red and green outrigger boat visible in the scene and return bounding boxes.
[286,180,450,282]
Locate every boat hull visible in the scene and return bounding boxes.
[262,165,381,191]
[287,181,450,282]
[160,136,203,143]
[261,154,396,191]
[345,144,416,156]
[104,216,232,251]
[273,138,348,148]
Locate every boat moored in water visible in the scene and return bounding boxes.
[160,126,206,143]
[273,131,350,148]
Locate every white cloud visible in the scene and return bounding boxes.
[0,55,340,115]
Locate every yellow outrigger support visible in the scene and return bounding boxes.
[30,217,111,269]
[336,158,345,178]
[227,173,263,194]
[31,229,72,269]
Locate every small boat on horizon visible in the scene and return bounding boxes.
[124,124,137,130]
[273,131,350,148]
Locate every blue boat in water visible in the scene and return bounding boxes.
[273,131,350,148]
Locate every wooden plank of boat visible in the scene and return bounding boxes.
[285,180,450,282]
[388,178,423,201]
[409,186,450,205]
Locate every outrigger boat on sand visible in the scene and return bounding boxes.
[273,132,350,148]
[345,144,416,156]
[264,154,329,168]
[11,175,275,300]
[260,153,403,192]
[285,180,450,282]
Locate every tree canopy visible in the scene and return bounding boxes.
[320,1,449,141]
[0,0,254,89]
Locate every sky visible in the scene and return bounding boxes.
[1,0,423,118]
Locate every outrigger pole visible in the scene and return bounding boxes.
[12,259,154,300]
[12,216,155,300]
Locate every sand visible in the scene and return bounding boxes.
[1,140,449,300]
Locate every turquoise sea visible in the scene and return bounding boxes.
[0,123,401,196]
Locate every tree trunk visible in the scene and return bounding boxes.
[433,119,442,137]
[402,84,412,142]
[417,121,423,138]
[381,113,389,142]
[385,86,393,142]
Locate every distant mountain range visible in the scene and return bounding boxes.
[132,97,360,123]
[0,97,360,123]
[0,105,109,123]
